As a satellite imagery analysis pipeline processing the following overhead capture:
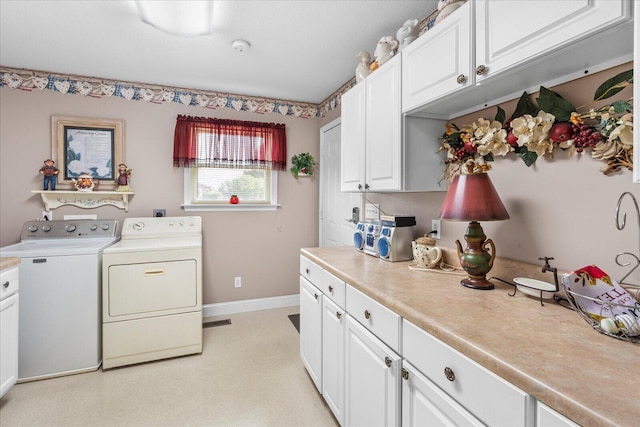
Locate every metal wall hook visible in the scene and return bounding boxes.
[614,192,640,285]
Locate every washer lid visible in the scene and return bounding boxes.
[0,237,120,257]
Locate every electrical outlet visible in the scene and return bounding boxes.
[153,209,166,217]
[42,211,52,221]
[234,276,242,288]
[365,203,380,220]
[431,219,441,240]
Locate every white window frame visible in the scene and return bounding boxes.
[182,168,279,212]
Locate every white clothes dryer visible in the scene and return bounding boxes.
[0,219,119,381]
[101,216,202,369]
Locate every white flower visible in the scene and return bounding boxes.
[67,160,84,174]
[511,111,554,156]
[607,112,633,148]
[96,165,111,177]
[68,140,83,154]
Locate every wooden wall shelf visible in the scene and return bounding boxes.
[32,190,134,212]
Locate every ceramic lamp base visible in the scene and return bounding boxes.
[461,275,495,290]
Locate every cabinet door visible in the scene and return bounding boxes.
[341,82,366,192]
[475,0,631,83]
[0,293,19,398]
[536,401,579,427]
[300,276,323,392]
[402,361,483,427]
[365,54,402,192]
[322,297,345,425]
[401,1,472,112]
[345,315,401,427]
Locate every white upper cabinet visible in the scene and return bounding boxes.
[402,1,472,111]
[475,0,631,83]
[341,82,366,192]
[403,0,633,117]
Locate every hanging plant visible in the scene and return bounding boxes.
[439,69,633,179]
[290,152,316,179]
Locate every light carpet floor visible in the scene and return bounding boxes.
[0,307,338,427]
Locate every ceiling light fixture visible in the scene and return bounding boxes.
[231,39,251,53]
[135,0,214,37]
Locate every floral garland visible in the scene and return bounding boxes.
[440,69,633,179]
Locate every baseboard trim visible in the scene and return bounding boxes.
[203,294,299,317]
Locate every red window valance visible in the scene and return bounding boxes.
[173,115,287,170]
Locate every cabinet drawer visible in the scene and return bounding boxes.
[403,319,532,426]
[346,285,401,353]
[0,265,19,300]
[321,269,345,309]
[300,255,323,286]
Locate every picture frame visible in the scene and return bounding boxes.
[51,115,125,189]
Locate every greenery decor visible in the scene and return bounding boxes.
[290,152,316,179]
[440,69,633,179]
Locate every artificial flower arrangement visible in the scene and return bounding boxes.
[440,69,633,179]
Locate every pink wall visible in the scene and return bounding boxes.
[0,88,321,304]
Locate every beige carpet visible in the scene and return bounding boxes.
[0,307,338,427]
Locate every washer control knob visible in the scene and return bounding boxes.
[101,223,110,230]
[65,224,77,232]
[132,222,144,230]
[89,224,98,231]
[28,225,38,232]
[42,225,51,232]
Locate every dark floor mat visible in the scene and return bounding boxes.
[203,319,232,328]
[288,314,300,333]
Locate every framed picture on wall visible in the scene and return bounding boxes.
[51,115,125,189]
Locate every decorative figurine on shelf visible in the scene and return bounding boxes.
[229,195,239,204]
[434,0,466,26]
[116,163,132,192]
[355,51,372,83]
[72,172,98,192]
[396,19,419,51]
[39,159,59,191]
[372,35,399,70]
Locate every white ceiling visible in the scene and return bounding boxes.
[0,0,437,104]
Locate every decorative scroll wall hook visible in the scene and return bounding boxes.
[615,192,640,285]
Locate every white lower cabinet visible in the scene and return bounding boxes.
[322,297,345,424]
[300,276,323,392]
[0,265,19,399]
[401,361,483,427]
[536,402,579,427]
[345,314,401,427]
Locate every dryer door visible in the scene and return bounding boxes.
[106,259,197,320]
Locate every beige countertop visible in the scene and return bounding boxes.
[301,246,639,427]
[0,257,20,271]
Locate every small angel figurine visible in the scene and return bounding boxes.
[355,51,371,83]
[116,163,132,192]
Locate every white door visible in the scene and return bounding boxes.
[320,117,360,247]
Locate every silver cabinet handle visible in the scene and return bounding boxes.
[384,356,392,368]
[402,368,409,380]
[476,64,487,75]
[456,74,467,84]
[2,281,9,289]
[358,184,363,190]
[444,367,455,382]
[336,312,342,319]
[305,268,310,274]
[314,293,319,300]
[328,285,333,293]
[364,309,371,320]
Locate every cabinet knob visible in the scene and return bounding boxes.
[444,366,456,382]
[305,268,310,274]
[314,293,319,300]
[476,64,487,75]
[384,356,392,368]
[364,183,370,190]
[364,309,371,319]
[328,285,333,293]
[456,74,467,84]
[336,311,342,319]
[358,184,363,190]
[2,281,9,289]
[402,368,409,380]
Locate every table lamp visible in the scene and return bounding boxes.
[438,170,510,290]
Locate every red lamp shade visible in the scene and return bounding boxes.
[439,172,510,221]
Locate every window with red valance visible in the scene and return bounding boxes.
[173,115,287,170]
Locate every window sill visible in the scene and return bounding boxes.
[181,203,280,212]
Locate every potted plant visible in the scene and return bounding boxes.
[290,152,316,179]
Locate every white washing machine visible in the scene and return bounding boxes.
[101,216,202,369]
[0,219,119,382]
